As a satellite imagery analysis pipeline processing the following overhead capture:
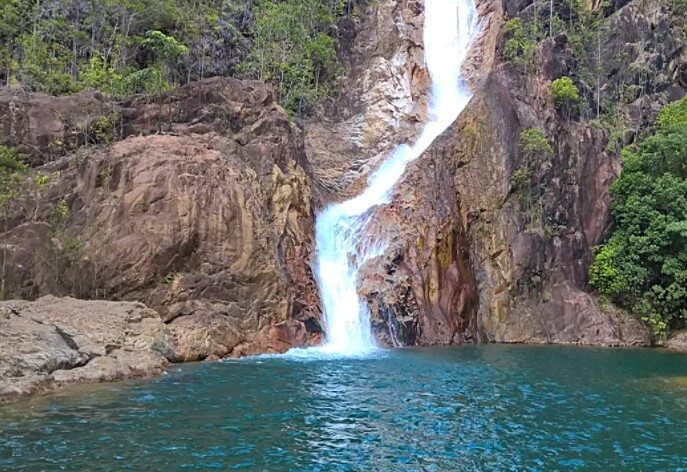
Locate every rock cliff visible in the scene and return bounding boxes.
[1,0,686,401]
[444,0,682,346]
[1,78,321,365]
[304,0,685,347]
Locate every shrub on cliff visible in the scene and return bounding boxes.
[511,128,554,232]
[0,145,28,299]
[520,128,553,163]
[590,96,687,337]
[549,77,580,117]
[502,18,538,71]
[0,145,27,213]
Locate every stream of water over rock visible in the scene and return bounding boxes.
[313,0,478,355]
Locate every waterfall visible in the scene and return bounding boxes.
[313,0,478,356]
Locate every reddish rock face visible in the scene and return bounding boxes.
[304,0,681,348]
[3,0,683,362]
[0,78,320,359]
[439,0,686,346]
[357,146,480,346]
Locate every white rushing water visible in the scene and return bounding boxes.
[312,0,478,356]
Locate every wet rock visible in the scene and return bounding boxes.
[304,0,498,346]
[230,319,312,357]
[304,0,427,198]
[358,146,480,346]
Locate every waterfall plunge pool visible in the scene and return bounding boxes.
[1,345,686,470]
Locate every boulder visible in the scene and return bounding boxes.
[0,296,174,402]
[666,331,687,353]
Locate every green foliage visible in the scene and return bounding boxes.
[45,199,85,297]
[0,0,245,95]
[88,113,120,145]
[79,56,127,97]
[520,128,553,163]
[511,128,555,234]
[0,0,350,113]
[0,145,28,215]
[141,30,189,60]
[123,67,168,95]
[589,97,687,336]
[602,107,627,155]
[549,76,580,116]
[238,0,343,115]
[589,239,628,295]
[18,34,79,95]
[511,166,533,191]
[656,95,687,132]
[502,18,538,70]
[34,172,50,190]
[51,199,70,227]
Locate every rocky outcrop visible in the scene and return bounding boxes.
[1,77,321,360]
[0,296,174,403]
[0,89,116,164]
[305,0,428,197]
[666,331,687,353]
[304,0,672,347]
[2,1,683,396]
[434,0,686,345]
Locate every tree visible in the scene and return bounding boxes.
[238,0,342,116]
[129,30,189,95]
[502,18,538,71]
[590,96,687,337]
[549,76,580,117]
[0,0,354,112]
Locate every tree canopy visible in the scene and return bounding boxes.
[590,96,687,337]
[0,0,355,115]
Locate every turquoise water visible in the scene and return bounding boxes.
[1,345,686,470]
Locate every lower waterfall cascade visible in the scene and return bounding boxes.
[312,0,479,356]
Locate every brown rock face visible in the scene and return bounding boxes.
[304,0,672,348]
[305,0,428,198]
[1,78,320,359]
[0,89,116,164]
[437,0,687,346]
[0,296,174,402]
[358,147,480,346]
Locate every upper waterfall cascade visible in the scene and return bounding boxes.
[313,0,478,356]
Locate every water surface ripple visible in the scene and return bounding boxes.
[1,345,687,470]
